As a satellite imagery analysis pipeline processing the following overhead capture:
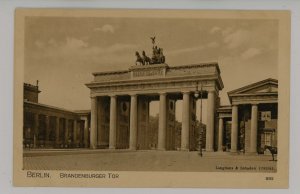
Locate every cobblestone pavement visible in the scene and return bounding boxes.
[23,150,277,172]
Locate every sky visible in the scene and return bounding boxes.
[24,16,278,123]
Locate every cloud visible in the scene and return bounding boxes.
[206,41,219,48]
[64,37,88,50]
[34,40,45,49]
[48,38,59,47]
[31,37,138,62]
[241,48,262,59]
[210,26,221,34]
[94,24,115,33]
[168,45,205,55]
[223,29,250,49]
[221,27,233,37]
[83,43,138,57]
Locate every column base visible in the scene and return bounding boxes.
[205,149,214,152]
[229,150,239,155]
[180,148,190,151]
[157,148,166,151]
[90,145,97,149]
[245,152,258,156]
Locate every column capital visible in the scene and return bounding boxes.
[207,88,216,93]
[251,103,259,106]
[129,93,137,97]
[159,92,167,96]
[182,91,190,94]
[109,94,117,98]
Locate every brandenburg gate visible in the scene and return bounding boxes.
[86,62,224,151]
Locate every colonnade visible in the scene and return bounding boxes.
[24,112,89,148]
[90,90,216,151]
[217,103,259,153]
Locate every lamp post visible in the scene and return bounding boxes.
[194,83,203,157]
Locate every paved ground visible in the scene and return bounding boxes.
[23,150,277,172]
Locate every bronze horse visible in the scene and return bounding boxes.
[264,145,277,161]
[142,51,151,65]
[135,51,144,65]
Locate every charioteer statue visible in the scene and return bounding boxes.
[135,36,166,66]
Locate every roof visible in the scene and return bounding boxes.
[227,78,278,104]
[24,100,77,114]
[228,78,278,95]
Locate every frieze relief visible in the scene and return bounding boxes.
[91,80,216,96]
[94,72,130,82]
[166,65,215,77]
[232,95,278,105]
[93,63,219,82]
[132,68,164,77]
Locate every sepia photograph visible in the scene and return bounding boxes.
[13,9,290,188]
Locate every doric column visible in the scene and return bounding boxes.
[129,94,138,150]
[249,104,258,153]
[90,96,98,149]
[45,116,50,142]
[65,119,70,145]
[73,120,77,146]
[218,117,224,152]
[158,93,167,150]
[109,95,117,149]
[206,90,215,152]
[181,92,190,151]
[83,117,89,148]
[231,105,238,152]
[55,117,60,146]
[33,114,39,148]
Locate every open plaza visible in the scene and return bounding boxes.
[23,150,276,172]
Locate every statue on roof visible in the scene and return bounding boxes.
[135,36,166,65]
[135,51,144,65]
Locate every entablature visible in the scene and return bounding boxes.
[231,94,278,105]
[87,62,224,97]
